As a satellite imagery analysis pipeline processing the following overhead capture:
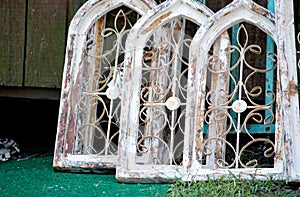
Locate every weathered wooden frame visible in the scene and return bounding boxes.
[275,0,300,182]
[183,0,300,182]
[53,0,300,183]
[53,0,157,172]
[117,0,230,183]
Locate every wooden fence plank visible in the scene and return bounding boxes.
[25,0,67,88]
[0,0,26,87]
[67,0,87,26]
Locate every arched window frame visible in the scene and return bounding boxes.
[117,0,230,183]
[53,0,156,172]
[183,0,300,182]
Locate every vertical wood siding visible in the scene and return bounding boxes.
[25,0,67,88]
[0,0,87,88]
[0,0,26,87]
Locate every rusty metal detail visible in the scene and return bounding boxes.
[53,0,155,172]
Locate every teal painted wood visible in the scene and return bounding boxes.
[265,0,275,122]
[203,124,275,134]
[199,0,276,136]
[229,1,275,134]
[229,24,240,126]
[198,1,274,134]
[192,1,275,135]
[267,0,275,14]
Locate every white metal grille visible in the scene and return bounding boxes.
[195,24,277,169]
[136,18,194,166]
[76,7,139,155]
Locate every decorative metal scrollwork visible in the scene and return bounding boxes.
[136,18,195,165]
[201,24,277,168]
[75,8,140,155]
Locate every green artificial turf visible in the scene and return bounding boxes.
[0,156,168,197]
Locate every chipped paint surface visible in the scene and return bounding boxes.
[53,0,156,172]
[117,0,229,183]
[274,0,300,182]
[141,11,172,34]
[182,0,300,182]
[54,0,300,183]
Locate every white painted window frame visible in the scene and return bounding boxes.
[53,0,156,172]
[183,0,300,182]
[117,0,230,183]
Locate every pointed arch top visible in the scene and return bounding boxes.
[117,0,231,183]
[68,0,156,35]
[191,0,275,50]
[54,0,156,171]
[182,0,286,181]
[61,0,158,91]
[125,0,213,48]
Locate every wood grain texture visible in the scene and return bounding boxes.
[0,0,26,86]
[25,0,67,88]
